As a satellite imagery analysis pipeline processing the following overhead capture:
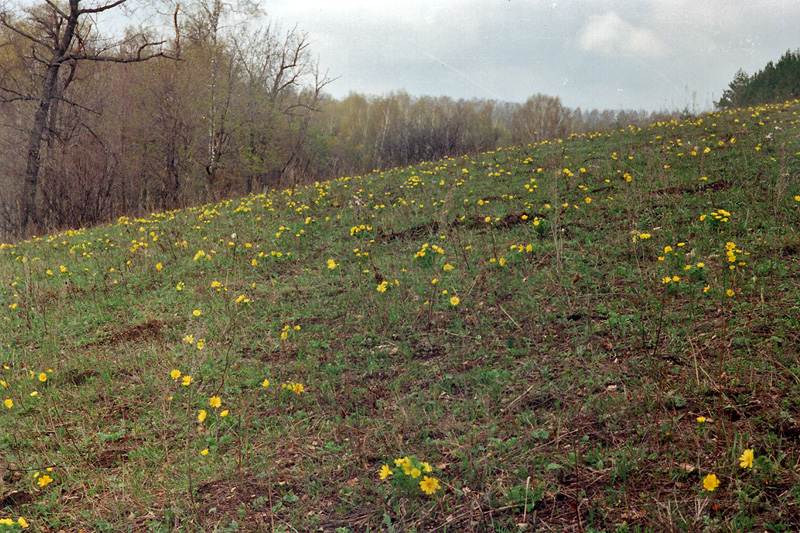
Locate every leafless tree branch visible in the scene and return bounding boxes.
[0,12,50,49]
[78,0,127,16]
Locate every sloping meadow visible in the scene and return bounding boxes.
[1,101,800,531]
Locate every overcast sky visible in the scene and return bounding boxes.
[257,0,800,112]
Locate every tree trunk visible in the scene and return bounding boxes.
[19,0,80,235]
[20,63,61,232]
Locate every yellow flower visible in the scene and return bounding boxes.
[220,410,229,417]
[38,373,47,382]
[696,416,706,423]
[450,296,460,306]
[3,399,12,408]
[198,410,207,422]
[702,473,720,492]
[262,379,270,387]
[170,369,182,380]
[419,476,441,495]
[739,449,754,469]
[200,448,209,456]
[196,339,205,350]
[156,262,163,271]
[726,289,735,297]
[0,519,12,526]
[379,464,393,479]
[410,468,422,478]
[37,474,53,487]
[17,517,28,528]
[192,309,202,317]
[377,281,388,293]
[585,197,592,204]
[209,396,222,408]
[327,258,338,270]
[182,375,192,387]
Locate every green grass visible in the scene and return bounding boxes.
[1,101,800,532]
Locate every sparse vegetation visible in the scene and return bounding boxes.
[0,99,800,532]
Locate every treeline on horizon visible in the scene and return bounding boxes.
[0,1,684,239]
[717,49,800,109]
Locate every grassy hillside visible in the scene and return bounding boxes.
[1,101,800,532]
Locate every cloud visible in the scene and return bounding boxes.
[261,0,800,110]
[578,12,668,58]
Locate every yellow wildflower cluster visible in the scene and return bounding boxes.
[700,208,732,228]
[169,369,192,387]
[280,324,301,340]
[33,470,54,488]
[725,241,746,269]
[0,517,28,528]
[350,224,372,236]
[702,448,755,492]
[282,382,305,394]
[379,455,441,495]
[710,208,731,222]
[210,280,226,292]
[510,243,534,253]
[413,242,444,259]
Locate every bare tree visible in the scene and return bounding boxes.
[0,0,169,236]
[226,21,332,191]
